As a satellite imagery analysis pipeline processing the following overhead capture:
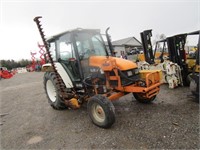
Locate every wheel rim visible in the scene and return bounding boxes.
[46,80,56,102]
[91,103,105,123]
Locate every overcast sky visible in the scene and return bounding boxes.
[0,0,199,60]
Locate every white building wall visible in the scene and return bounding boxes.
[113,46,125,57]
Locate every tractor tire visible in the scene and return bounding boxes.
[133,93,156,103]
[44,72,67,110]
[87,95,115,128]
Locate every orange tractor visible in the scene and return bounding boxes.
[34,16,161,128]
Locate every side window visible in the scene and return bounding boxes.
[59,42,74,60]
[57,34,76,61]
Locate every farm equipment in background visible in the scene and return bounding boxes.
[0,67,13,79]
[164,31,199,87]
[138,29,199,89]
[166,33,188,86]
[34,16,162,128]
[27,52,37,72]
[38,42,46,65]
[138,29,180,88]
[27,45,46,72]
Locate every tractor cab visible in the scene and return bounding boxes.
[46,29,108,83]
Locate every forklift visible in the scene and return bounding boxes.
[140,29,199,87]
[139,30,180,88]
[165,33,189,86]
[34,16,162,128]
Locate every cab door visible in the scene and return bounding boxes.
[55,33,81,82]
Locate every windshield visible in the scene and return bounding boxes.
[75,32,107,59]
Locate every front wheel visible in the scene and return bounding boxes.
[87,95,115,128]
[44,72,68,110]
[133,93,156,103]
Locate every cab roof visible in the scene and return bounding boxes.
[187,30,199,35]
[46,28,100,42]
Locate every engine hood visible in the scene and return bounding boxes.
[89,56,137,71]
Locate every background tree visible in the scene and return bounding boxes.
[0,59,32,70]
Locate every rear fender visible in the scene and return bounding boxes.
[42,63,73,88]
[42,64,54,72]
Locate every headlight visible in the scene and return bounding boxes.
[127,70,133,76]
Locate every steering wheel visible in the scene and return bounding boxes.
[79,48,94,60]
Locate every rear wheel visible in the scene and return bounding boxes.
[133,93,156,103]
[44,72,67,110]
[87,95,115,128]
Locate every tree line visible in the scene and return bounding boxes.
[0,59,32,70]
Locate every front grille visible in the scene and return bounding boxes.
[121,73,139,86]
[120,68,140,86]
[109,68,140,87]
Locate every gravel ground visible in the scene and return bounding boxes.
[0,72,199,149]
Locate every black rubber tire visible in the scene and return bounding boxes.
[133,93,156,103]
[87,95,115,128]
[190,79,199,103]
[184,73,192,86]
[44,72,67,110]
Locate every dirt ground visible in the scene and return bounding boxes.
[0,72,199,149]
